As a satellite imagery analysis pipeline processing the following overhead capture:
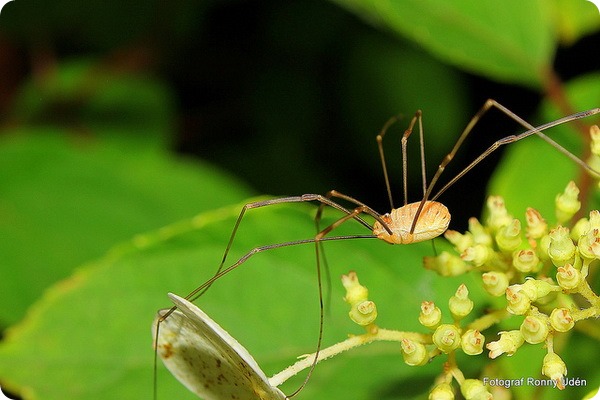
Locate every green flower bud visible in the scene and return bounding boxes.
[514,281,536,300]
[400,338,428,366]
[578,228,600,260]
[550,308,575,332]
[556,263,582,290]
[495,219,522,252]
[461,329,485,355]
[547,226,576,267]
[482,272,509,297]
[588,126,600,180]
[577,212,600,259]
[349,300,377,326]
[445,229,474,252]
[429,383,454,400]
[525,208,547,240]
[571,217,590,242]
[533,277,559,305]
[424,251,470,276]
[591,241,600,259]
[520,315,550,344]
[461,244,493,267]
[538,234,551,262]
[486,330,525,359]
[542,352,567,390]
[460,379,492,400]
[468,217,492,246]
[419,301,442,329]
[521,278,560,301]
[486,196,512,232]
[589,210,600,230]
[505,285,531,315]
[433,324,462,353]
[342,271,369,305]
[513,249,540,273]
[555,181,580,224]
[449,284,474,320]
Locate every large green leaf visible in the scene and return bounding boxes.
[0,198,487,400]
[330,0,556,87]
[0,131,251,325]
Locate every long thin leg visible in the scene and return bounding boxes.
[312,191,392,303]
[314,190,392,235]
[312,190,391,322]
[376,112,423,208]
[197,194,378,301]
[155,193,383,324]
[376,115,400,210]
[186,234,376,304]
[288,204,381,398]
[154,235,377,339]
[417,111,427,198]
[430,105,600,202]
[409,100,600,233]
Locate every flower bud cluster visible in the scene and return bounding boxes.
[423,285,484,357]
[431,182,598,304]
[426,179,600,390]
[429,182,600,286]
[337,167,599,398]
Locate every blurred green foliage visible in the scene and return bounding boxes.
[0,0,599,399]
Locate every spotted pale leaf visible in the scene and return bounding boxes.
[153,294,287,400]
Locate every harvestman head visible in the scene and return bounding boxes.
[153,99,600,399]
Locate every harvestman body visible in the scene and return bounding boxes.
[154,100,600,399]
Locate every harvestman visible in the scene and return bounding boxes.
[153,99,600,398]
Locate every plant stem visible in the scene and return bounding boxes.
[268,328,430,387]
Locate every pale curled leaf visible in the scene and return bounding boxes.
[154,294,286,400]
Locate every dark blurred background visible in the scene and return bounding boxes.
[0,0,599,229]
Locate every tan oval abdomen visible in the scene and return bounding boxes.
[373,201,451,244]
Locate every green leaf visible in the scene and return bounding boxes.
[330,0,556,87]
[554,0,600,45]
[0,200,486,400]
[0,131,251,326]
[488,73,600,220]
